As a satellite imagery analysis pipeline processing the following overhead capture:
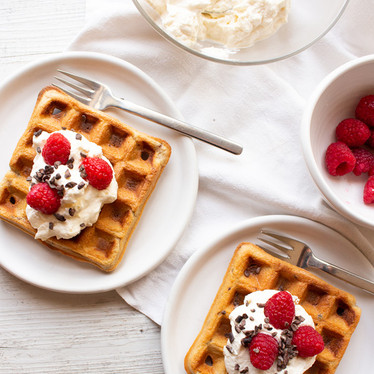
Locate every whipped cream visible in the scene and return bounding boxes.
[26,130,118,240]
[224,290,316,374]
[146,0,290,49]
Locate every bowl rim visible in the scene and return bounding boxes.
[132,0,350,66]
[301,54,374,229]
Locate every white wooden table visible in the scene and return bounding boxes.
[0,1,163,372]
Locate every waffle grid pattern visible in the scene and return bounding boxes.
[184,243,361,374]
[0,87,171,271]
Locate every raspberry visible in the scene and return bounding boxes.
[42,133,71,165]
[264,291,295,329]
[26,183,61,215]
[81,157,113,190]
[355,95,374,127]
[363,176,374,204]
[249,333,278,370]
[335,118,370,147]
[292,326,324,358]
[366,130,374,148]
[351,147,374,176]
[325,142,356,176]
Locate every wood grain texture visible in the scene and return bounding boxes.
[0,1,164,372]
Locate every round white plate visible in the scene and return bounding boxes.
[161,215,374,374]
[0,51,198,293]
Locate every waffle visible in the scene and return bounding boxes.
[185,243,361,374]
[0,86,171,272]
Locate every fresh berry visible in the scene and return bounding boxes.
[249,333,278,370]
[366,130,374,148]
[264,291,295,329]
[363,176,374,204]
[42,133,71,165]
[325,142,356,176]
[335,118,370,147]
[81,157,113,190]
[351,147,374,176]
[355,95,374,127]
[292,326,324,357]
[26,182,61,215]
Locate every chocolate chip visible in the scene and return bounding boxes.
[36,146,41,153]
[80,223,85,228]
[54,213,65,222]
[69,208,75,216]
[235,315,244,323]
[34,129,42,137]
[68,163,74,169]
[76,133,82,140]
[239,368,248,374]
[65,170,71,179]
[26,176,32,182]
[80,152,87,158]
[225,332,234,343]
[55,173,61,180]
[54,161,61,169]
[49,222,54,230]
[78,181,85,190]
[234,364,240,371]
[65,182,77,188]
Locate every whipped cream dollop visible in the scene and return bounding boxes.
[224,290,316,374]
[26,130,118,240]
[146,0,290,49]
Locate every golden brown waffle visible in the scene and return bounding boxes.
[185,243,361,374]
[0,86,171,272]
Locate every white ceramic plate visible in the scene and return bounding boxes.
[0,51,198,293]
[161,215,374,373]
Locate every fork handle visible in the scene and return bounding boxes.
[112,98,243,155]
[306,255,374,295]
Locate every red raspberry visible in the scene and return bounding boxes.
[363,176,374,204]
[292,326,324,358]
[335,118,370,147]
[42,133,71,165]
[355,95,374,127]
[351,147,374,176]
[249,333,278,370]
[365,130,374,148]
[26,183,61,215]
[81,157,113,190]
[264,291,295,329]
[325,142,356,176]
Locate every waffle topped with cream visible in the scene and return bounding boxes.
[0,86,171,272]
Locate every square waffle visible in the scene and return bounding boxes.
[185,243,361,374]
[0,86,171,272]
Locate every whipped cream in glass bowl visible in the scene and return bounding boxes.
[223,290,316,374]
[26,130,118,241]
[132,0,349,65]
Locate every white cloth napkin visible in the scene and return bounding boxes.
[69,0,374,325]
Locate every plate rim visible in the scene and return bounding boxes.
[0,50,199,293]
[160,213,372,374]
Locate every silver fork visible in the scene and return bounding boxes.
[53,70,242,155]
[258,230,374,295]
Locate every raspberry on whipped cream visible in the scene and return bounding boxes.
[26,130,118,241]
[223,290,317,374]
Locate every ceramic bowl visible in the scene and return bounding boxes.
[302,55,374,229]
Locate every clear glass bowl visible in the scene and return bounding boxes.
[132,0,350,65]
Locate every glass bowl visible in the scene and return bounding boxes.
[132,0,350,65]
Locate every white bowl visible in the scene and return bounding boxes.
[132,0,349,65]
[302,55,374,229]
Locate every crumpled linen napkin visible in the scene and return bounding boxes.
[68,0,374,325]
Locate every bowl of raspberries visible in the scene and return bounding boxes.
[302,54,374,228]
